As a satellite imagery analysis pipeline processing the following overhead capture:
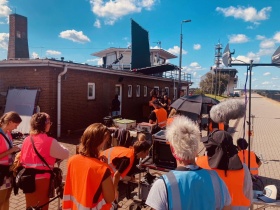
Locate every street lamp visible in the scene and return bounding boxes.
[178,19,191,98]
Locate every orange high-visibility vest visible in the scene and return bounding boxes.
[209,122,225,132]
[149,96,157,107]
[166,117,174,126]
[153,108,167,128]
[196,156,251,207]
[101,146,135,178]
[63,154,112,210]
[238,150,259,175]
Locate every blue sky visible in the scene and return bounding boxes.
[1,0,280,90]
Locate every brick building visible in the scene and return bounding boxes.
[0,59,191,138]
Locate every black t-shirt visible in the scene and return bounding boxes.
[149,111,156,122]
[112,156,141,176]
[93,168,111,203]
[112,98,120,111]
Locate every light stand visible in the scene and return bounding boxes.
[178,19,191,98]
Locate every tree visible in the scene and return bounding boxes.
[200,72,229,96]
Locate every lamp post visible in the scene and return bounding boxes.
[178,19,191,98]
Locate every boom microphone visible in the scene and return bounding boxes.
[210,99,246,123]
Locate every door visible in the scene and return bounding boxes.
[115,84,122,116]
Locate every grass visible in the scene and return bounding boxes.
[204,94,227,101]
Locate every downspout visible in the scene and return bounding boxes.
[57,65,68,138]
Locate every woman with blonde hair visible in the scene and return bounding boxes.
[20,112,69,210]
[0,111,22,210]
[63,123,115,209]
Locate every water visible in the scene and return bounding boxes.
[256,90,280,102]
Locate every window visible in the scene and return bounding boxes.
[144,86,147,97]
[16,31,21,38]
[136,85,140,97]
[154,86,159,95]
[128,85,132,98]
[165,87,169,96]
[174,88,177,100]
[88,83,95,100]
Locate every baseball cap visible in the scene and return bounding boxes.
[258,185,277,203]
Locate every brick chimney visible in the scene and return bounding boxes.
[7,14,29,59]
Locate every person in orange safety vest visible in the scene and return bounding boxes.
[196,130,253,209]
[237,138,262,176]
[149,99,167,129]
[208,119,225,132]
[100,141,151,205]
[63,123,115,210]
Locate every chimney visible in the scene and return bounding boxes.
[7,14,29,59]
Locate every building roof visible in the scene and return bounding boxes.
[133,63,179,74]
[92,47,177,59]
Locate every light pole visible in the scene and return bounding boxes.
[178,19,191,98]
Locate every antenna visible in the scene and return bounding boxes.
[222,43,235,67]
[153,41,161,49]
[272,46,280,65]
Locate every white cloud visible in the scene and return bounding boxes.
[263,72,271,76]
[0,32,9,49]
[189,62,201,69]
[90,0,157,25]
[31,52,39,59]
[216,6,271,23]
[94,19,101,28]
[260,39,275,49]
[262,81,271,85]
[273,32,280,43]
[167,46,187,55]
[151,45,160,49]
[193,72,197,77]
[59,30,90,43]
[256,35,265,40]
[258,48,275,57]
[228,34,249,43]
[0,0,11,20]
[272,77,279,80]
[46,50,61,56]
[193,44,201,50]
[243,71,254,76]
[87,58,102,65]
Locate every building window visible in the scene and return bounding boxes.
[165,87,169,96]
[88,83,95,100]
[16,31,21,38]
[173,88,177,100]
[128,85,132,98]
[144,86,147,97]
[154,86,159,95]
[136,85,140,97]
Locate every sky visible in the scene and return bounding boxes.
[1,0,280,90]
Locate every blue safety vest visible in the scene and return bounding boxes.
[162,169,219,210]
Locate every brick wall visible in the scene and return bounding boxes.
[0,64,177,137]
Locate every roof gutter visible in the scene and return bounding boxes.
[57,64,68,138]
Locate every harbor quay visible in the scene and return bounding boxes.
[9,93,280,209]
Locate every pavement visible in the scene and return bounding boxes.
[9,93,280,209]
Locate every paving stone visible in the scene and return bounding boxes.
[9,94,280,209]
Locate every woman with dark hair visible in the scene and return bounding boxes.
[101,140,151,206]
[20,112,69,210]
[63,123,115,210]
[0,111,22,210]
